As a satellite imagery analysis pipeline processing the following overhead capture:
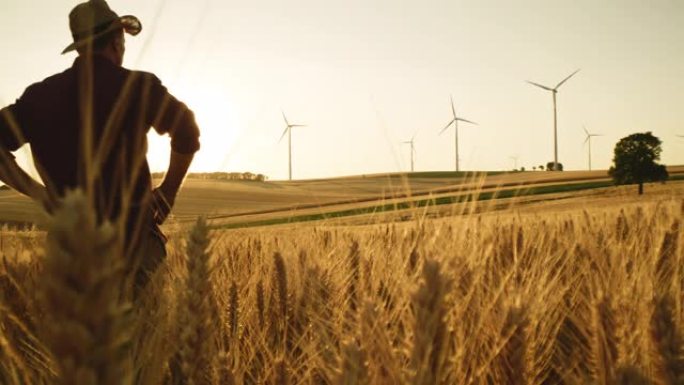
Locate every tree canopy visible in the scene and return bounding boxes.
[608,132,668,195]
[546,162,563,171]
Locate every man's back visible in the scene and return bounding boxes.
[0,0,200,292]
[0,54,200,236]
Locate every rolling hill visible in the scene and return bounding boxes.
[0,166,682,228]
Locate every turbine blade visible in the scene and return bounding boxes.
[583,136,589,145]
[583,125,589,136]
[526,80,554,91]
[450,95,457,118]
[440,119,455,135]
[555,68,581,89]
[289,124,306,128]
[456,117,477,125]
[281,110,289,126]
[278,127,289,142]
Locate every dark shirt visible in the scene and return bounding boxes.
[0,55,200,241]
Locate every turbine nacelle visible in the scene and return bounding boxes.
[583,125,603,145]
[527,69,581,93]
[402,139,416,152]
[279,110,306,142]
[440,98,477,135]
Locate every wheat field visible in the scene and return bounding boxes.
[0,189,682,385]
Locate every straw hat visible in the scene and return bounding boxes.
[61,0,142,55]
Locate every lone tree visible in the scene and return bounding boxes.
[546,162,563,171]
[608,132,668,195]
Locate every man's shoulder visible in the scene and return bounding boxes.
[19,67,75,100]
[19,65,168,103]
[42,67,73,82]
[121,67,163,85]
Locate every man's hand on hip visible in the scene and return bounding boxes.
[151,150,194,225]
[151,186,173,225]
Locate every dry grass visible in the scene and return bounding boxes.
[0,191,682,385]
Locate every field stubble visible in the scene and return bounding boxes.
[0,191,683,385]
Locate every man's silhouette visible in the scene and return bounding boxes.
[0,0,200,290]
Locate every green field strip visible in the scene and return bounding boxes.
[211,179,604,229]
[204,173,615,222]
[213,175,684,230]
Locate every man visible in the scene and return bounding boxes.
[0,0,200,290]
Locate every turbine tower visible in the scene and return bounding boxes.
[279,111,306,181]
[527,69,581,171]
[402,134,417,172]
[583,125,602,171]
[509,155,519,170]
[440,95,477,172]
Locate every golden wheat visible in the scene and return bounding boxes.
[0,195,682,385]
[38,190,133,385]
[176,217,218,385]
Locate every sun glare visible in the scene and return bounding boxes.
[147,83,243,173]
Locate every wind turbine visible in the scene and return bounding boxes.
[509,155,519,170]
[402,134,417,172]
[279,111,306,181]
[583,125,602,171]
[440,95,477,172]
[677,134,684,138]
[527,69,581,171]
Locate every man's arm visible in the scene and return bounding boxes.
[0,150,51,210]
[157,150,194,206]
[0,98,52,210]
[144,74,200,221]
[150,151,193,225]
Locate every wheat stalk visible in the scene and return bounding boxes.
[614,366,652,385]
[274,358,289,385]
[650,294,684,385]
[335,339,368,385]
[175,217,218,385]
[273,252,288,323]
[256,279,266,329]
[655,220,680,296]
[410,259,452,385]
[499,301,531,385]
[228,279,239,339]
[588,292,618,385]
[348,241,361,315]
[38,190,133,385]
[266,252,289,352]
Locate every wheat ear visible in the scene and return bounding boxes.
[176,217,218,385]
[650,295,684,385]
[410,259,452,385]
[39,190,133,385]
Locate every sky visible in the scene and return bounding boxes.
[1,0,683,180]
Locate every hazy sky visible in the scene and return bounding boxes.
[1,0,683,180]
